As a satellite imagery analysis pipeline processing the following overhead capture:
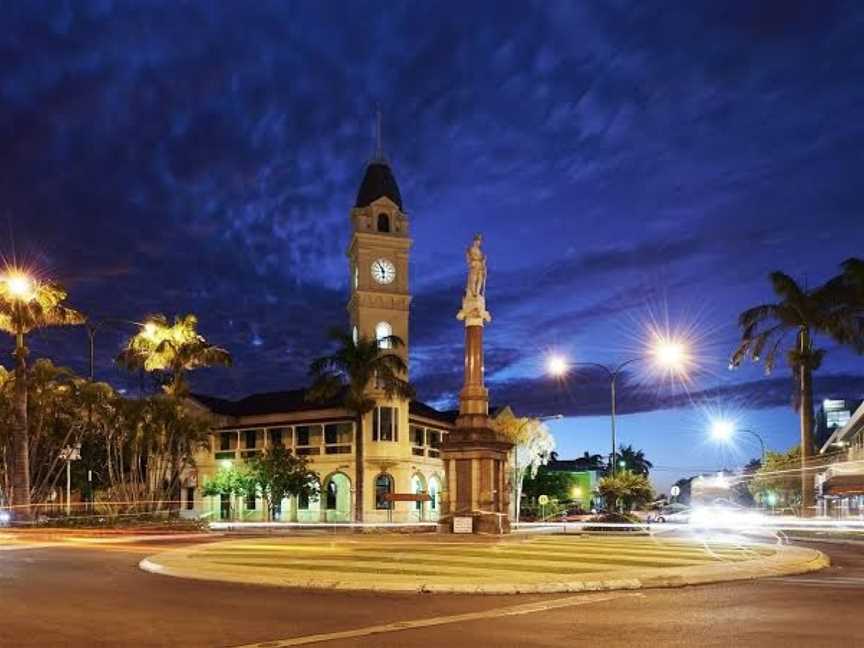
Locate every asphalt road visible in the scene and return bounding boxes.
[1,532,862,648]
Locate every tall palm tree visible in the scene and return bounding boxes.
[730,271,849,515]
[614,445,653,476]
[116,314,231,396]
[307,328,414,522]
[0,269,85,519]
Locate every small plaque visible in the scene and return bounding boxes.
[453,516,473,534]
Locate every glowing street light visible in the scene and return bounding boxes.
[546,354,568,377]
[710,419,735,442]
[546,334,690,475]
[2,270,36,302]
[652,337,689,373]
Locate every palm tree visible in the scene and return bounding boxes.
[614,445,652,476]
[0,269,85,519]
[730,271,850,515]
[116,314,231,396]
[307,328,414,522]
[824,258,864,351]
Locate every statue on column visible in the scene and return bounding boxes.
[466,234,487,298]
[458,234,491,326]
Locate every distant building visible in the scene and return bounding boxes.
[542,454,607,511]
[816,400,864,518]
[814,399,862,450]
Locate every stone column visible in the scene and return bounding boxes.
[439,238,513,535]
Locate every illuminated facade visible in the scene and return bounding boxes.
[184,150,456,523]
[816,400,864,518]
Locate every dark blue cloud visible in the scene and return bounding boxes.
[1,2,863,479]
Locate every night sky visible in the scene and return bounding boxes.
[3,1,864,490]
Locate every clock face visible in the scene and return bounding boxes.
[371,258,396,284]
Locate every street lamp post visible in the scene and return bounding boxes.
[547,339,688,476]
[85,317,148,381]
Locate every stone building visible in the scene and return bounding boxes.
[183,150,457,523]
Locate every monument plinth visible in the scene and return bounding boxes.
[440,235,514,535]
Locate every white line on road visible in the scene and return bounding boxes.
[228,591,644,648]
[770,576,864,588]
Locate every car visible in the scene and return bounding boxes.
[648,503,691,523]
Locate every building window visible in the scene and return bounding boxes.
[324,422,353,454]
[375,474,394,510]
[326,480,337,510]
[220,432,232,451]
[373,407,398,442]
[352,325,359,345]
[375,321,393,349]
[296,425,320,447]
[298,490,310,510]
[186,487,195,511]
[411,475,425,511]
[244,430,257,449]
[411,425,425,446]
[377,213,390,233]
[269,428,284,447]
[220,493,230,520]
[429,479,440,511]
[245,491,256,510]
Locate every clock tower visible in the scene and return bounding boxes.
[347,151,412,369]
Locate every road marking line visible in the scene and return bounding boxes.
[0,542,59,552]
[228,592,644,647]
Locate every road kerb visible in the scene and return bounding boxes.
[138,539,828,594]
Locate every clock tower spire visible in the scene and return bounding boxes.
[347,118,412,370]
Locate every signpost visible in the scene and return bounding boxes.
[538,494,549,520]
[59,444,82,516]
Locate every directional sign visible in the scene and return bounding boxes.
[538,494,549,506]
[670,485,681,497]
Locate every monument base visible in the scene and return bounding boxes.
[438,511,511,535]
[439,426,512,535]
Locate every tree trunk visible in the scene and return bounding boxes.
[354,412,364,522]
[11,333,31,521]
[799,330,815,517]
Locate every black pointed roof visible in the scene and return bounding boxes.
[355,161,402,209]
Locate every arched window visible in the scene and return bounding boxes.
[326,480,337,510]
[375,473,394,510]
[375,321,392,349]
[411,474,426,512]
[377,213,390,233]
[429,476,441,511]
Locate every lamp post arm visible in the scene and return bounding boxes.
[741,429,766,462]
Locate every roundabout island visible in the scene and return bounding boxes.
[139,533,828,594]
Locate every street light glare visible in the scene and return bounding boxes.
[653,338,688,371]
[3,270,35,302]
[710,419,735,441]
[546,354,568,377]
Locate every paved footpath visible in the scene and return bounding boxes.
[139,533,825,593]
